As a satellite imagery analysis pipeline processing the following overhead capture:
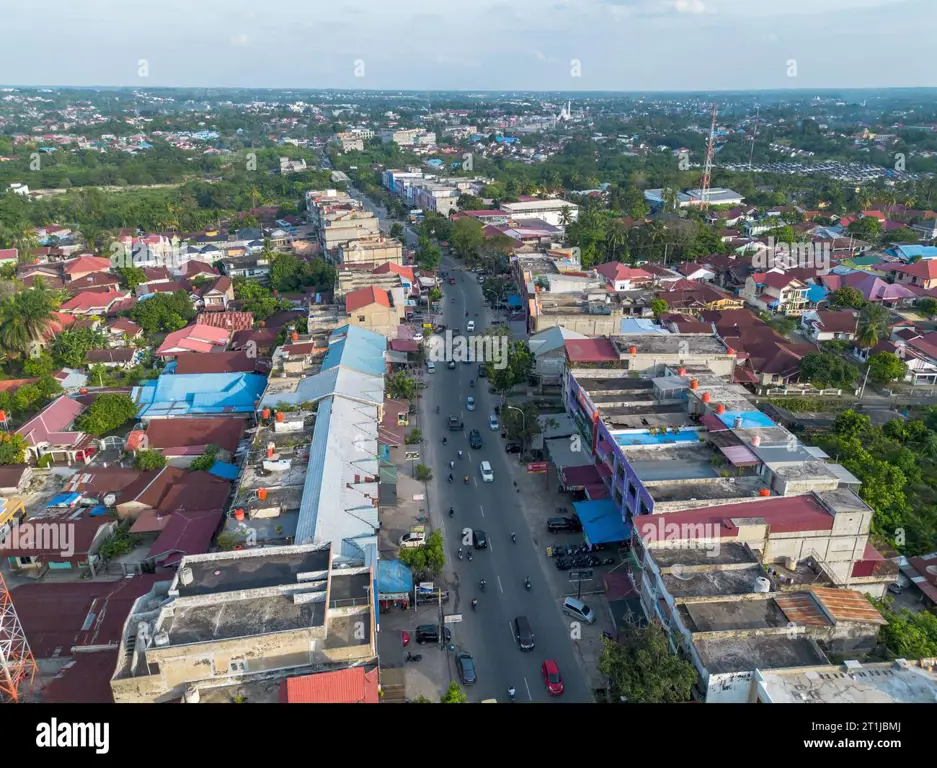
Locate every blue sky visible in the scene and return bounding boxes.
[1,0,934,91]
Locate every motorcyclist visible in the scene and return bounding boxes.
[464,475,469,484]
[508,686,516,699]
[480,579,486,591]
[442,436,448,445]
[448,473,453,483]
[511,532,516,543]
[458,450,463,459]
[471,598,477,610]
[525,576,531,589]
[449,506,454,517]
[450,460,455,469]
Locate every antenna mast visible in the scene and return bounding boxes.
[699,104,717,210]
[749,105,760,171]
[0,571,39,703]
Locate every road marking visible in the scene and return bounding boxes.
[479,504,484,518]
[473,477,478,488]
[497,575,503,594]
[524,677,532,701]
[507,621,515,643]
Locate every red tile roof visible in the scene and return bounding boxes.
[564,338,619,363]
[280,667,380,703]
[146,508,224,566]
[63,255,113,278]
[16,396,86,448]
[196,311,254,331]
[60,289,128,313]
[345,286,391,312]
[137,418,245,454]
[156,323,230,356]
[173,351,258,374]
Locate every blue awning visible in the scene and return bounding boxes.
[506,294,523,308]
[377,559,414,596]
[573,499,631,545]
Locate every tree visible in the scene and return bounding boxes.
[597,621,697,703]
[449,217,485,260]
[874,600,937,659]
[857,303,890,349]
[440,682,467,704]
[649,298,668,319]
[847,217,882,242]
[415,463,433,482]
[416,233,441,271]
[385,372,417,400]
[189,444,221,471]
[829,286,865,309]
[75,393,139,436]
[404,429,422,445]
[428,287,443,303]
[916,297,937,318]
[501,401,543,448]
[51,327,107,368]
[868,351,907,385]
[798,352,857,389]
[832,409,872,440]
[116,266,147,290]
[397,529,445,573]
[130,290,196,334]
[0,288,55,359]
[133,449,166,471]
[390,222,405,243]
[0,431,29,465]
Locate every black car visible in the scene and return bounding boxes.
[477,363,487,378]
[457,652,477,685]
[505,442,522,454]
[415,624,452,645]
[513,616,535,651]
[547,516,582,534]
[473,530,488,549]
[469,429,483,449]
[448,415,463,431]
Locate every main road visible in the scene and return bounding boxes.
[421,257,593,703]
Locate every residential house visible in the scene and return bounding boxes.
[675,262,716,282]
[594,262,654,292]
[195,311,253,333]
[0,464,32,495]
[16,396,96,465]
[133,371,267,420]
[125,418,245,466]
[172,351,261,375]
[65,271,120,295]
[52,368,88,393]
[741,272,811,316]
[882,260,937,290]
[219,255,271,284]
[183,260,218,281]
[197,275,235,310]
[528,326,589,385]
[657,283,745,313]
[105,318,144,344]
[155,324,231,358]
[63,255,113,282]
[800,310,859,343]
[60,289,129,316]
[86,348,137,369]
[345,286,404,338]
[821,272,916,308]
[0,247,18,265]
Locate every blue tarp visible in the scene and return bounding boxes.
[209,461,240,481]
[47,493,81,508]
[506,294,522,308]
[806,284,828,304]
[377,559,414,596]
[574,499,631,545]
[88,505,109,517]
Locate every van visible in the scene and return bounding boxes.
[562,597,595,624]
[513,616,535,651]
[427,361,436,374]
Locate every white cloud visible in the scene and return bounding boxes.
[230,33,249,46]
[673,0,705,12]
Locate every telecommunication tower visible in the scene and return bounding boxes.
[0,571,39,703]
[698,104,718,210]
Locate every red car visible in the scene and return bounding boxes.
[448,278,456,285]
[542,660,564,696]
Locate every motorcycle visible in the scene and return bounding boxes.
[406,652,422,662]
[479,580,486,592]
[467,550,473,561]
[449,507,454,518]
[458,450,463,459]
[458,547,463,560]
[448,474,453,484]
[450,460,455,469]
[508,687,516,702]
[471,599,477,611]
[442,436,448,445]
[464,476,470,485]
[524,578,531,591]
[511,533,516,543]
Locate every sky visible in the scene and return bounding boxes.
[1,0,934,92]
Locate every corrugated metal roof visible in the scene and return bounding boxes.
[280,666,379,703]
[775,593,833,627]
[810,587,887,625]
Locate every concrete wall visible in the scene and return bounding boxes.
[533,312,621,336]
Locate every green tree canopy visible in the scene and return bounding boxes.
[440,681,467,703]
[130,290,196,334]
[799,352,857,389]
[867,351,907,385]
[75,393,139,436]
[397,529,445,573]
[133,449,166,471]
[0,431,29,465]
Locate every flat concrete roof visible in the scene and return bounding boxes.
[649,541,757,568]
[663,566,769,598]
[330,572,371,603]
[632,460,719,483]
[648,477,764,503]
[758,663,937,703]
[678,596,790,633]
[696,635,828,675]
[176,549,331,597]
[612,335,727,355]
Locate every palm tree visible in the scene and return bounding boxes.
[558,206,573,229]
[661,187,679,213]
[857,303,890,349]
[604,219,628,263]
[0,288,55,359]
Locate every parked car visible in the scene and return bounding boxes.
[466,396,476,411]
[416,624,452,645]
[542,660,564,695]
[398,532,426,549]
[887,583,902,595]
[562,597,595,624]
[473,529,488,549]
[505,442,522,454]
[479,461,494,482]
[489,414,499,431]
[457,652,477,685]
[469,429,483,449]
[547,516,582,534]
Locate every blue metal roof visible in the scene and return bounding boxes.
[296,396,332,545]
[718,410,776,429]
[507,294,523,308]
[573,499,631,545]
[321,324,387,377]
[806,284,828,304]
[209,460,240,480]
[892,244,937,261]
[47,493,81,507]
[134,373,267,418]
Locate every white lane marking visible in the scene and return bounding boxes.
[497,575,503,593]
[507,621,514,643]
[473,477,478,488]
[479,504,484,518]
[524,677,532,701]
[487,536,493,552]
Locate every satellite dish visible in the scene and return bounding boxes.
[103,494,116,507]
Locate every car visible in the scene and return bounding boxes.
[505,442,522,454]
[466,396,476,411]
[448,278,456,285]
[412,332,424,341]
[547,516,582,534]
[514,616,535,651]
[562,596,595,624]
[426,361,436,374]
[469,429,483,449]
[542,660,564,695]
[887,583,902,595]
[478,363,487,378]
[448,415,464,431]
[457,653,477,685]
[489,414,499,431]
[477,275,485,283]
[466,320,475,332]
[479,461,494,482]
[416,624,452,645]
[398,532,426,548]
[447,360,456,370]
[472,530,488,549]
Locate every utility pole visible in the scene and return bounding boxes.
[859,364,871,399]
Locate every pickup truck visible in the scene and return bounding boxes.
[448,415,464,431]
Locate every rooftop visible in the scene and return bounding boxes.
[757,661,937,703]
[696,635,828,675]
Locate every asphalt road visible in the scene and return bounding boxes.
[422,257,593,703]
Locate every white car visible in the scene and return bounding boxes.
[412,332,424,341]
[398,533,426,549]
[467,320,475,332]
[489,414,499,431]
[466,397,476,411]
[479,461,494,482]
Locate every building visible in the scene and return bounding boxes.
[60,289,130,316]
[337,237,403,267]
[380,128,436,147]
[800,310,859,342]
[109,544,377,703]
[344,286,405,338]
[645,188,745,208]
[155,324,231,358]
[133,372,267,421]
[125,418,245,465]
[16,396,95,465]
[499,199,579,228]
[319,211,381,259]
[882,259,937,290]
[279,157,307,174]
[595,262,655,292]
[741,272,811,316]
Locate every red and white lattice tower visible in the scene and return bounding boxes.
[698,104,718,210]
[0,571,38,703]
